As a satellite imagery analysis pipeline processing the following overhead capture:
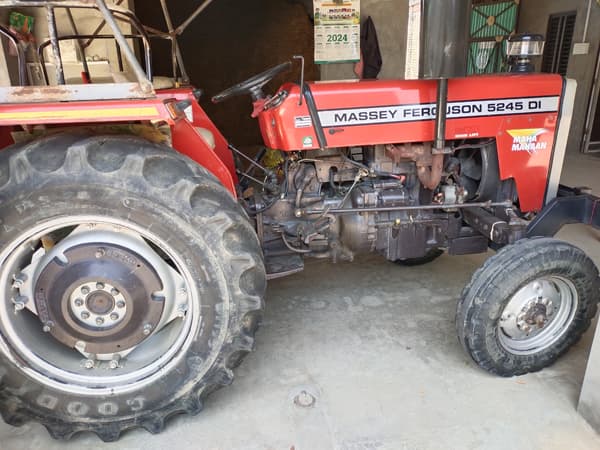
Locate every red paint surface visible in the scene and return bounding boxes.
[171,117,237,196]
[0,88,238,196]
[258,74,564,212]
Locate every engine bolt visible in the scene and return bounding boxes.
[74,298,84,307]
[96,317,104,326]
[116,300,126,309]
[143,323,153,336]
[83,359,95,369]
[81,311,90,320]
[111,288,120,296]
[110,313,119,321]
[96,282,105,290]
[95,248,106,258]
[81,286,90,295]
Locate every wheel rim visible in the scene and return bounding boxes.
[0,216,202,396]
[498,276,578,355]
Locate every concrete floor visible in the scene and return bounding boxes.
[2,154,600,449]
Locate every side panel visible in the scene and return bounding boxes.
[258,74,564,212]
[156,88,238,185]
[170,118,237,196]
[545,79,576,205]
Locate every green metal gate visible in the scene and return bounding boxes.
[468,0,520,75]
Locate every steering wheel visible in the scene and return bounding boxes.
[212,61,292,104]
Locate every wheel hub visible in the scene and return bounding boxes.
[69,281,127,330]
[498,276,578,355]
[34,242,165,355]
[521,302,549,328]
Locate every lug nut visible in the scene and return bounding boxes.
[110,313,119,321]
[74,298,84,307]
[13,302,25,312]
[143,323,153,336]
[96,317,104,326]
[96,282,105,290]
[12,273,27,289]
[81,286,90,295]
[111,288,120,296]
[109,360,119,370]
[83,359,95,369]
[81,311,90,320]
[116,300,126,309]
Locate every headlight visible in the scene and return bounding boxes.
[506,34,545,57]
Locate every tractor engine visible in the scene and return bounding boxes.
[256,143,477,263]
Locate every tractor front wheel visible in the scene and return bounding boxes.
[0,134,266,441]
[456,238,598,376]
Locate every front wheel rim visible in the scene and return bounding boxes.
[498,276,578,355]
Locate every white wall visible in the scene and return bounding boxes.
[320,0,409,81]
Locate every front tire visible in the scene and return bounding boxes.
[0,134,266,440]
[456,238,598,376]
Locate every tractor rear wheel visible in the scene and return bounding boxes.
[456,238,598,376]
[0,134,266,441]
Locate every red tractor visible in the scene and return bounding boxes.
[0,0,598,442]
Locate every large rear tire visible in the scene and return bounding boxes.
[0,134,266,441]
[456,238,598,376]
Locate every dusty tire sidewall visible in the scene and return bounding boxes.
[0,182,232,427]
[460,240,598,375]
